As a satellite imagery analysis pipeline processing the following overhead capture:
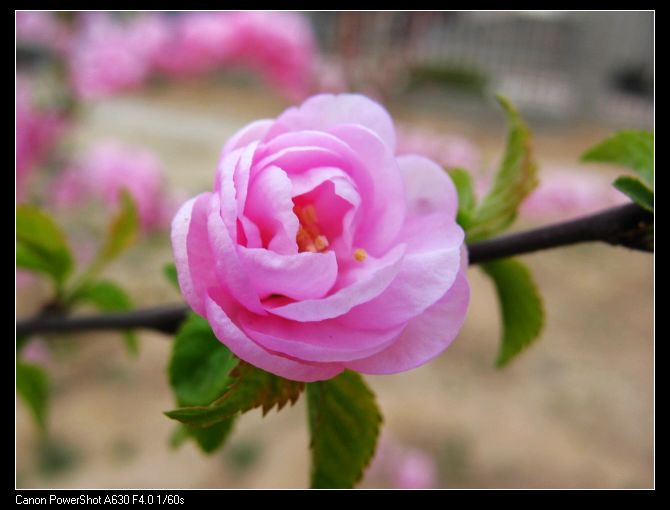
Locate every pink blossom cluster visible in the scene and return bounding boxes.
[16,78,68,202]
[396,125,482,173]
[69,12,316,101]
[521,167,628,221]
[52,141,176,232]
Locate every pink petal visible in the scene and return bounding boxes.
[222,119,274,156]
[244,165,299,254]
[397,154,458,220]
[205,293,343,382]
[254,145,349,177]
[340,214,464,329]
[289,166,353,197]
[273,94,397,150]
[207,194,266,314]
[214,147,244,240]
[238,246,338,300]
[171,193,218,316]
[345,271,470,374]
[329,124,405,254]
[238,311,404,362]
[264,244,405,322]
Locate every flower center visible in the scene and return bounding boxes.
[294,204,329,253]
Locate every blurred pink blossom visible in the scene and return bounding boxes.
[69,12,316,100]
[151,12,236,77]
[396,125,481,173]
[521,167,628,221]
[69,13,155,99]
[16,78,68,202]
[52,141,173,231]
[368,435,438,489]
[20,338,52,367]
[16,11,71,55]
[226,11,315,100]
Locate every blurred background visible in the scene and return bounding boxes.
[16,11,653,489]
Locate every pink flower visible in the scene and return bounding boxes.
[69,14,154,99]
[226,11,315,100]
[152,11,315,99]
[52,141,171,231]
[16,78,68,202]
[521,167,628,221]
[151,12,237,77]
[172,94,469,382]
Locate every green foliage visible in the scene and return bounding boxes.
[16,205,73,290]
[613,176,654,212]
[72,280,139,356]
[87,190,139,277]
[449,167,476,230]
[582,130,654,212]
[482,259,544,367]
[466,95,538,242]
[169,314,239,407]
[168,313,239,453]
[581,130,653,185]
[408,63,489,96]
[163,263,179,291]
[307,371,382,489]
[165,362,304,428]
[16,361,49,430]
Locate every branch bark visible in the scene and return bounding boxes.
[16,203,653,338]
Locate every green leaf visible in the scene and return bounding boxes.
[188,420,236,453]
[168,314,240,452]
[163,263,179,292]
[612,176,654,212]
[449,167,476,229]
[482,259,544,367]
[169,314,239,408]
[72,280,139,356]
[307,371,382,489]
[16,361,49,430]
[165,362,304,428]
[467,96,538,241]
[16,205,73,288]
[581,130,653,186]
[88,190,139,278]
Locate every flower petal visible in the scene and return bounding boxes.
[238,311,404,362]
[205,292,343,382]
[222,119,273,156]
[273,94,396,150]
[244,165,299,254]
[264,244,406,321]
[207,194,266,314]
[397,154,458,220]
[238,246,338,300]
[329,124,405,254]
[171,192,217,315]
[340,214,464,329]
[345,271,470,374]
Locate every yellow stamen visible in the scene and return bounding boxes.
[353,248,367,262]
[314,235,329,251]
[301,205,318,225]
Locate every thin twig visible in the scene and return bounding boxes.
[16,203,653,338]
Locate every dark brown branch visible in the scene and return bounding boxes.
[16,203,653,338]
[467,203,653,264]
